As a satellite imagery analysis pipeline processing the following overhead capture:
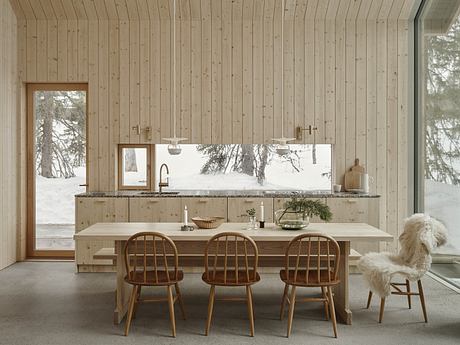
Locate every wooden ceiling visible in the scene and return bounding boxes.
[10,0,418,21]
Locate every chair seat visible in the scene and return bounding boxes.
[280,269,340,286]
[202,270,260,286]
[125,270,184,286]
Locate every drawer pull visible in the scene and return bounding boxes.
[346,199,357,204]
[94,200,106,204]
[198,199,208,203]
[244,199,254,203]
[148,200,159,204]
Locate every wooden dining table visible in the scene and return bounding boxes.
[74,222,392,325]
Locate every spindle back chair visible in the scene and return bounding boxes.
[202,232,260,337]
[279,233,341,338]
[123,232,185,337]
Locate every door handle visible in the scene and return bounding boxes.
[79,184,88,187]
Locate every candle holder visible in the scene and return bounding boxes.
[259,221,265,228]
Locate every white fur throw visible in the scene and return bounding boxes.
[357,214,448,297]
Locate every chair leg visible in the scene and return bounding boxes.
[326,287,338,338]
[249,284,256,321]
[417,280,428,323]
[167,285,176,337]
[280,283,289,320]
[366,291,373,309]
[133,286,142,319]
[205,285,216,336]
[174,283,186,320]
[379,298,385,323]
[124,285,138,336]
[406,280,412,309]
[321,287,330,320]
[286,286,297,338]
[246,286,255,337]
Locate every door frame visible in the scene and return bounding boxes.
[27,83,89,259]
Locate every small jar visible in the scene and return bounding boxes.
[247,215,259,230]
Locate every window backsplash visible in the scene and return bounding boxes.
[155,144,331,191]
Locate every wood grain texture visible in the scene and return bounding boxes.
[0,0,18,270]
[13,0,417,253]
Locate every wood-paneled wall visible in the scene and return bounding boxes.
[0,0,18,270]
[14,0,417,250]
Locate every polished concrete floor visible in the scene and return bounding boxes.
[0,262,459,345]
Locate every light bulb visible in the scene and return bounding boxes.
[167,143,182,155]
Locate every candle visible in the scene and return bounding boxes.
[260,202,264,222]
[184,205,188,226]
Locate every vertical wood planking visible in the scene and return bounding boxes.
[180,15,191,141]
[263,0,275,143]
[47,20,58,80]
[26,20,37,81]
[211,0,222,143]
[160,14,171,140]
[67,20,78,81]
[242,0,254,143]
[119,20,130,142]
[150,16,161,141]
[129,19,140,143]
[57,20,68,81]
[139,19,150,143]
[36,21,48,81]
[109,20,120,189]
[77,20,89,81]
[98,21,110,191]
[88,20,99,191]
[201,0,212,143]
[252,0,264,143]
[232,0,243,143]
[190,0,202,142]
[221,0,233,143]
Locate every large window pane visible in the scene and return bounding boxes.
[155,144,332,191]
[419,1,460,288]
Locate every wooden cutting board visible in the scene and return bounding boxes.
[344,159,365,191]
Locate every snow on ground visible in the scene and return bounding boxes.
[36,166,86,225]
[425,179,460,255]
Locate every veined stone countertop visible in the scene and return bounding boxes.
[75,190,380,198]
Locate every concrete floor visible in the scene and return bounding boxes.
[0,262,459,345]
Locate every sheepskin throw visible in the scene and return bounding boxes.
[357,214,447,297]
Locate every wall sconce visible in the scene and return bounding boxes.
[296,125,318,140]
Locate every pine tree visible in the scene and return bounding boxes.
[197,144,303,185]
[425,18,460,185]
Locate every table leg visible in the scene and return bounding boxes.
[114,240,130,324]
[333,241,352,325]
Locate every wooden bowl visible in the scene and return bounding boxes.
[191,216,225,229]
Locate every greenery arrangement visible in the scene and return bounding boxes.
[281,196,332,222]
[246,208,256,217]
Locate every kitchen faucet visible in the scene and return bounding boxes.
[159,163,169,193]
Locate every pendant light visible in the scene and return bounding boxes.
[272,0,295,155]
[163,0,186,155]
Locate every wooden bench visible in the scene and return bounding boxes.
[93,247,363,266]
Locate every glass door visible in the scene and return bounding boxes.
[417,2,460,288]
[27,84,88,258]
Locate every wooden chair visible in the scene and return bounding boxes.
[123,232,186,337]
[366,279,427,323]
[202,232,260,337]
[280,233,341,338]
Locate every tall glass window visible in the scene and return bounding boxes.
[417,0,460,288]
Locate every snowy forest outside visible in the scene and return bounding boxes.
[424,17,460,258]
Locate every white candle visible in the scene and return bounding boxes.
[260,202,264,222]
[184,205,188,226]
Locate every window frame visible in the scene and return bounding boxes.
[117,144,152,190]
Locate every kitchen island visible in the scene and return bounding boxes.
[74,222,392,325]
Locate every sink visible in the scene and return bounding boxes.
[138,191,180,195]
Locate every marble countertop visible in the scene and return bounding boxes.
[75,190,380,198]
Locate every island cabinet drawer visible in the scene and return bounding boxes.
[326,198,380,255]
[75,197,128,266]
[273,198,327,223]
[326,198,379,226]
[227,198,274,223]
[181,198,228,219]
[129,198,181,222]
